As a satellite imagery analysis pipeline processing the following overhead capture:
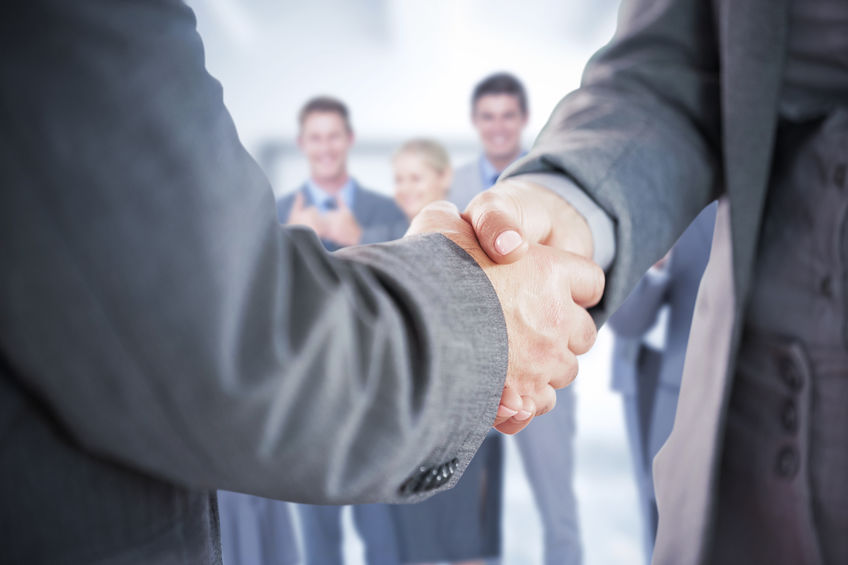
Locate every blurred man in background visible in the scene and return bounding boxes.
[450,73,529,210]
[277,96,408,250]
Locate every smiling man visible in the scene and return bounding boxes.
[277,96,408,251]
[449,73,530,210]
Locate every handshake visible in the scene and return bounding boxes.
[406,180,605,435]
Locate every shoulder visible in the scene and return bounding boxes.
[275,186,303,221]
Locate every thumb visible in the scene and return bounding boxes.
[335,196,349,211]
[462,192,529,265]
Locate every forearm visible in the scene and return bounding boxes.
[0,0,506,504]
[502,0,722,323]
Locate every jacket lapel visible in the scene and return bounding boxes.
[719,0,789,307]
[654,2,789,563]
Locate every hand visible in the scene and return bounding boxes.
[463,178,595,264]
[407,201,604,435]
[323,197,363,247]
[287,192,325,235]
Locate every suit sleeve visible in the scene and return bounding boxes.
[0,0,506,505]
[503,0,723,324]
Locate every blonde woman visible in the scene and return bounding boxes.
[390,138,503,565]
[392,139,453,221]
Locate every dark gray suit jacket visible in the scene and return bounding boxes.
[276,182,409,251]
[505,0,790,563]
[0,1,506,563]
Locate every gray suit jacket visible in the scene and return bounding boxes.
[276,182,409,251]
[0,1,506,563]
[504,0,789,563]
[449,160,487,211]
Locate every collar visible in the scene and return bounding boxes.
[478,151,527,189]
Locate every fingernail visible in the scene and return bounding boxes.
[495,230,522,255]
[497,404,518,418]
[514,410,533,421]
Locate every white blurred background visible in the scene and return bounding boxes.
[188,1,644,563]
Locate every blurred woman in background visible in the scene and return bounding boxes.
[392,139,453,221]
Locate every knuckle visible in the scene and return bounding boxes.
[420,200,458,218]
[537,389,557,416]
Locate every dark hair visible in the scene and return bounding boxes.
[298,96,352,132]
[471,72,528,115]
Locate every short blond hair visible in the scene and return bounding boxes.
[393,138,451,175]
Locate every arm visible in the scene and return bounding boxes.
[0,0,503,504]
[0,0,502,506]
[0,0,599,504]
[467,0,722,323]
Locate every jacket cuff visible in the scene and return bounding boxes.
[336,233,508,501]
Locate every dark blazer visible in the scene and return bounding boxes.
[0,1,507,563]
[276,182,409,251]
[505,0,793,563]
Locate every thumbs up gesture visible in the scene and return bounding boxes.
[287,192,325,236]
[323,196,363,247]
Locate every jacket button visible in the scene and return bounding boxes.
[439,464,450,481]
[776,446,799,479]
[399,466,430,495]
[781,400,798,433]
[780,358,803,391]
[419,468,440,491]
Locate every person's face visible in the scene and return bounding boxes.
[393,152,451,221]
[471,94,528,163]
[298,111,353,183]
